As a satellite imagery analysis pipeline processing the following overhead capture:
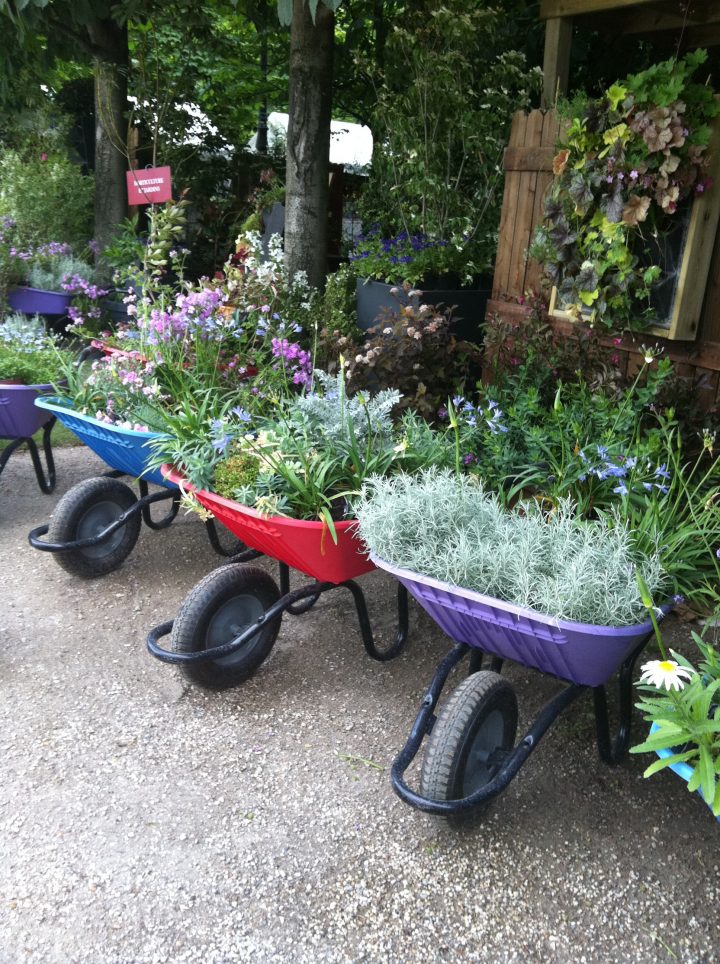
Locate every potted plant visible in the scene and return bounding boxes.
[0,313,74,439]
[529,50,719,332]
[631,618,720,821]
[5,240,95,318]
[352,2,540,341]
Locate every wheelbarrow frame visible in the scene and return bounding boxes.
[27,399,237,570]
[146,473,411,685]
[372,554,673,818]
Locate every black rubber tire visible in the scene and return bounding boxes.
[47,477,142,578]
[420,670,518,825]
[171,564,282,690]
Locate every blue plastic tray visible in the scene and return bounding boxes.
[35,397,173,488]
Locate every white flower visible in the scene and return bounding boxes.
[639,659,694,691]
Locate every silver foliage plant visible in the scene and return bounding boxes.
[355,468,668,627]
[290,369,400,443]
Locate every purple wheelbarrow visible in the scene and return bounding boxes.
[372,555,673,823]
[0,383,57,492]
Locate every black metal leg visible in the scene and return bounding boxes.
[137,478,180,530]
[204,517,248,557]
[593,634,652,765]
[0,436,25,478]
[343,580,409,661]
[278,561,321,616]
[468,650,484,675]
[0,417,57,493]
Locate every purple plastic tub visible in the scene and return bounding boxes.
[7,286,72,315]
[371,555,671,687]
[0,383,54,439]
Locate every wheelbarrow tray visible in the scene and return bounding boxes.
[163,465,374,584]
[1,382,54,439]
[371,555,669,687]
[35,397,171,488]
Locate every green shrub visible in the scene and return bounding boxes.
[0,313,73,384]
[0,150,93,249]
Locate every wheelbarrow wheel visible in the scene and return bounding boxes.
[420,670,518,825]
[47,476,142,578]
[171,564,282,690]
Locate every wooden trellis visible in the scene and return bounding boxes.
[487,108,720,405]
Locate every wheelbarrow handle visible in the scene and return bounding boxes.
[28,488,172,552]
[146,579,335,664]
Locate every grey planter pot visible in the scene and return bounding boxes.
[355,277,490,343]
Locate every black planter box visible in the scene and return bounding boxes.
[356,277,490,344]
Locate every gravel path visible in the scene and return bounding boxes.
[1,446,719,963]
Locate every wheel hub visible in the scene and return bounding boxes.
[77,500,126,559]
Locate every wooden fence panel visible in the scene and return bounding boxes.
[491,109,561,303]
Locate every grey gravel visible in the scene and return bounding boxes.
[1,446,719,963]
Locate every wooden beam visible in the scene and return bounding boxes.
[542,17,573,108]
[619,7,720,31]
[540,0,657,19]
[503,145,557,173]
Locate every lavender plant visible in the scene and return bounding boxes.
[355,468,668,626]
[292,370,399,442]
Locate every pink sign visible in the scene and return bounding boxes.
[126,166,172,205]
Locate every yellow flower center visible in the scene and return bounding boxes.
[658,660,675,673]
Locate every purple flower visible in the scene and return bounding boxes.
[231,407,251,423]
[212,435,232,454]
[613,483,629,496]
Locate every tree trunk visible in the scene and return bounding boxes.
[284,0,334,289]
[256,0,269,153]
[87,18,129,257]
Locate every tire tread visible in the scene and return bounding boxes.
[47,476,141,578]
[171,564,281,690]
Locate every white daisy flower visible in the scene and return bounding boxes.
[639,659,694,691]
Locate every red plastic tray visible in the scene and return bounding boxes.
[162,466,374,584]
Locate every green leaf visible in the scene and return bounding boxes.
[642,751,696,777]
[699,745,717,806]
[319,506,338,545]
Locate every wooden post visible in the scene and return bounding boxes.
[542,17,572,108]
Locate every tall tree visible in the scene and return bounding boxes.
[0,0,129,253]
[282,0,335,288]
